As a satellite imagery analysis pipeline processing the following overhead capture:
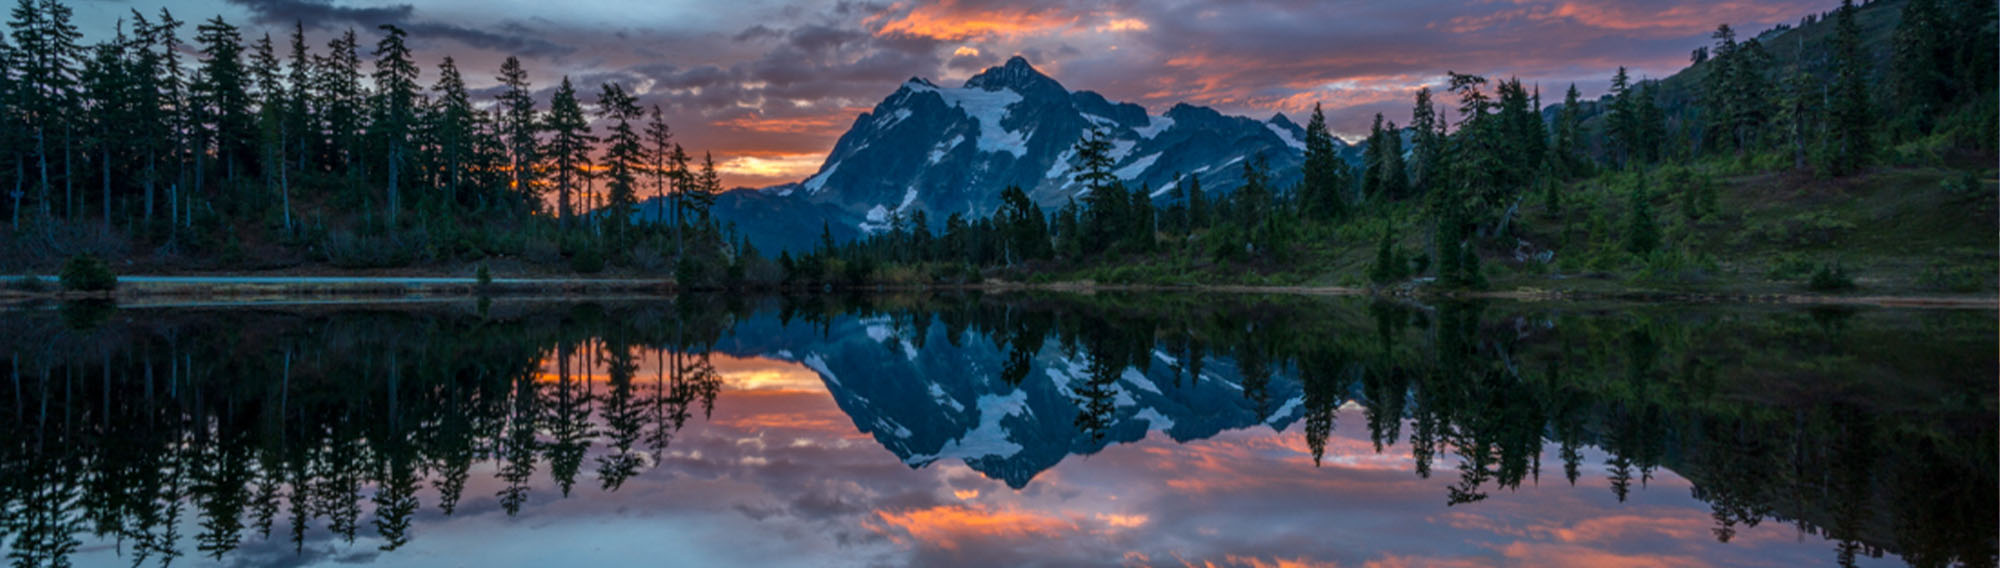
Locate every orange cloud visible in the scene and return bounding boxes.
[715,113,854,135]
[1525,512,1711,544]
[1201,556,1341,568]
[1097,18,1149,32]
[1364,555,1494,568]
[715,153,826,182]
[870,505,1079,550]
[1496,542,1707,568]
[870,1,1082,40]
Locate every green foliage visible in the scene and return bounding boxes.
[1918,263,1989,293]
[569,246,605,274]
[1807,261,1855,291]
[1630,248,1718,285]
[1766,254,1818,281]
[1367,225,1407,285]
[59,253,117,291]
[475,263,493,288]
[1622,182,1660,255]
[1939,171,1981,194]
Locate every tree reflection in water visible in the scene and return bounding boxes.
[0,295,1991,567]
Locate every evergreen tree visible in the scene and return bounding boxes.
[1055,198,1082,260]
[1776,65,1817,171]
[1072,128,1125,250]
[79,22,131,229]
[1380,121,1408,200]
[1368,223,1403,285]
[1827,0,1872,176]
[249,31,286,228]
[1890,0,1946,135]
[643,105,672,229]
[7,0,82,222]
[193,16,252,189]
[283,21,309,175]
[1552,84,1583,177]
[1623,180,1660,255]
[543,76,592,229]
[1127,182,1154,252]
[495,56,540,212]
[1634,80,1665,163]
[317,28,364,181]
[998,185,1048,262]
[1409,87,1443,194]
[1185,174,1207,231]
[1606,66,1635,168]
[1234,155,1272,229]
[370,24,418,223]
[431,56,475,204]
[1361,113,1385,199]
[595,82,644,244]
[690,152,719,226]
[1301,103,1347,217]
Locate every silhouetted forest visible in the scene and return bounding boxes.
[1,0,745,278]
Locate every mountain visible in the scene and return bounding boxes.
[717,311,1315,488]
[674,56,1367,252]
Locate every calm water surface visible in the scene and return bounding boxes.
[2,295,1993,567]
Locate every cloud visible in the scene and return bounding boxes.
[224,0,575,57]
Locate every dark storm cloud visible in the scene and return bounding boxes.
[223,0,575,57]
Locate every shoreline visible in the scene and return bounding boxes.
[2,274,1993,309]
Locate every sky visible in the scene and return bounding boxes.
[66,0,1829,189]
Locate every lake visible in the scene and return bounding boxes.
[3,294,1993,567]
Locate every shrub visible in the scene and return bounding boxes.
[475,263,493,288]
[570,247,605,274]
[1919,263,1988,293]
[1940,171,1981,195]
[59,254,117,292]
[1806,261,1855,292]
[1766,254,1817,281]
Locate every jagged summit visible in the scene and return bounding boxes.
[963,56,1066,98]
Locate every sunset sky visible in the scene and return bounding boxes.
[70,0,1827,189]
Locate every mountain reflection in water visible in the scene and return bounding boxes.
[2,295,1993,567]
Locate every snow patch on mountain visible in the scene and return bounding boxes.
[1133,407,1175,431]
[903,389,1031,465]
[912,81,1029,158]
[877,108,914,130]
[859,205,892,234]
[1045,148,1077,180]
[802,354,838,386]
[803,162,840,195]
[1114,153,1161,181]
[1267,122,1306,151]
[1134,115,1175,139]
[928,134,964,164]
[929,382,965,412]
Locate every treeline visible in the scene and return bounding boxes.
[0,0,738,275]
[820,0,1995,289]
